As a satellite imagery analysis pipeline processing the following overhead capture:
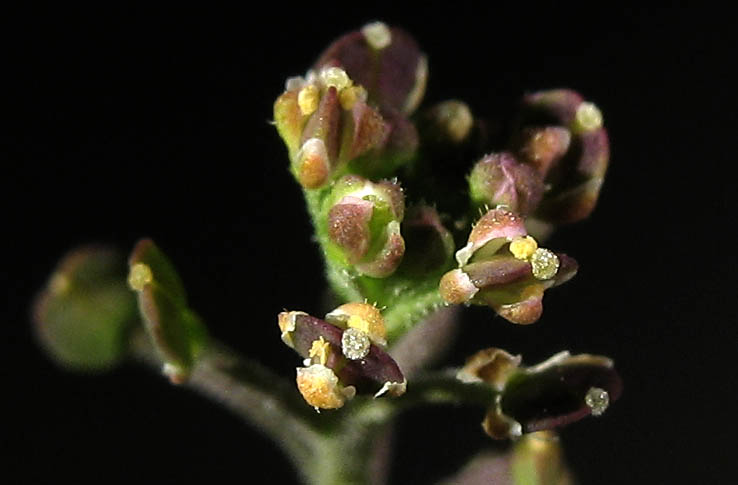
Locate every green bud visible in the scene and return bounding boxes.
[325,175,405,278]
[32,246,137,372]
[128,239,207,384]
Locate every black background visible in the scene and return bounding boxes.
[6,5,735,483]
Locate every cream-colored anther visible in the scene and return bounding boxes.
[574,102,603,132]
[320,67,352,91]
[362,22,392,50]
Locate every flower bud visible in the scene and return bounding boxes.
[468,153,544,216]
[515,89,610,224]
[32,246,138,372]
[314,22,427,116]
[326,175,405,278]
[278,308,406,408]
[440,209,577,324]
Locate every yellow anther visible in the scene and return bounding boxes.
[320,67,352,91]
[297,84,319,116]
[509,235,538,260]
[339,85,366,110]
[574,102,603,132]
[127,263,153,292]
[308,337,331,365]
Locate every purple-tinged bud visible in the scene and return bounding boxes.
[468,153,544,216]
[314,22,427,116]
[441,212,578,324]
[522,89,584,126]
[460,349,622,439]
[278,309,406,408]
[326,175,406,278]
[516,89,610,224]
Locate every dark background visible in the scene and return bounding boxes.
[5,5,735,483]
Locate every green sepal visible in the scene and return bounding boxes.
[128,238,208,383]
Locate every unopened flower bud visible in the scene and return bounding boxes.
[468,153,544,216]
[32,246,137,372]
[516,89,610,224]
[315,22,427,115]
[326,176,406,278]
